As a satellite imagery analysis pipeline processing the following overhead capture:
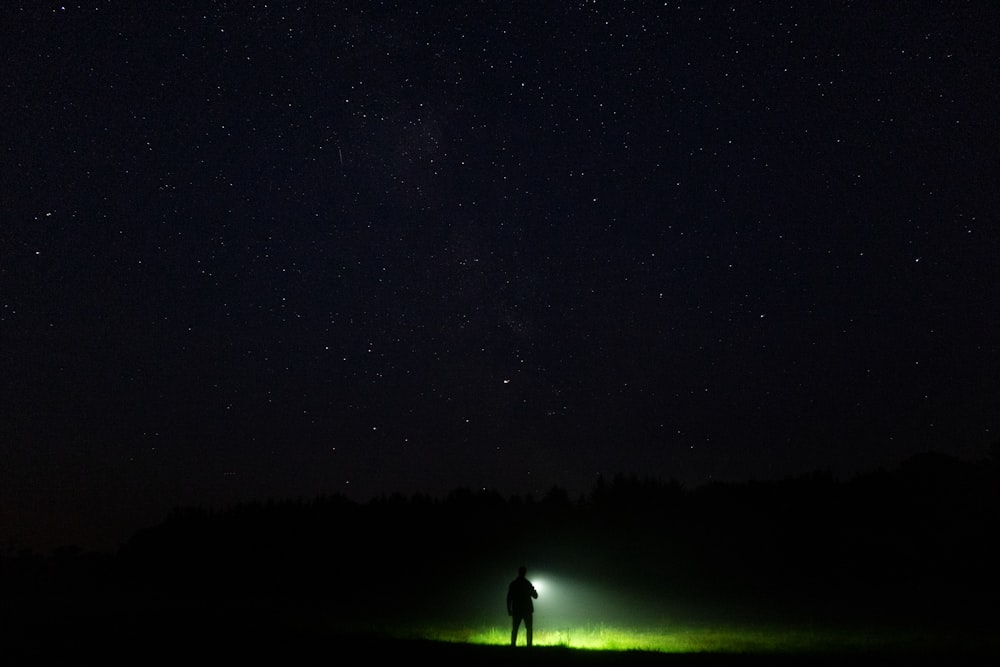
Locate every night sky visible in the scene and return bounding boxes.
[3,2,998,553]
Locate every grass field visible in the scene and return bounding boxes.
[376,619,996,657]
[7,605,997,666]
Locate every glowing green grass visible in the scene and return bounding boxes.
[323,568,996,656]
[397,622,945,654]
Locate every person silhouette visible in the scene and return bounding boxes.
[506,565,538,647]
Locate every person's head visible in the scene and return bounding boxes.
[518,565,527,577]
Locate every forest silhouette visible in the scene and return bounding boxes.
[4,450,997,662]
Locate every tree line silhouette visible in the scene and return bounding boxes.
[3,451,997,629]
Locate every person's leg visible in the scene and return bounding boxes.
[510,615,520,646]
[525,614,533,647]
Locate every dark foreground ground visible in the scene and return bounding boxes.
[6,605,997,667]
